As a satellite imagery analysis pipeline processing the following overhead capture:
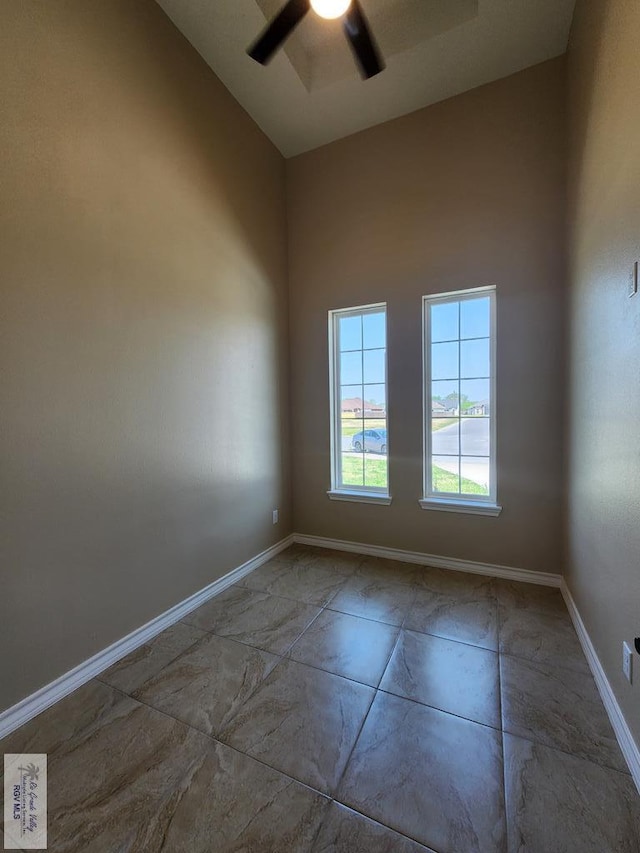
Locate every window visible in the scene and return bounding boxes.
[421,287,501,516]
[328,303,390,504]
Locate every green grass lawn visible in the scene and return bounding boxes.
[432,465,488,496]
[342,455,488,495]
[342,454,387,488]
[431,418,458,431]
[342,418,457,440]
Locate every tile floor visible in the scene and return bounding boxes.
[2,545,639,852]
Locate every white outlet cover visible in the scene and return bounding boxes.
[623,641,633,683]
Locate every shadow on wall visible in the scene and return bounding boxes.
[1,0,290,713]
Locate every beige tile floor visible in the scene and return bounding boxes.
[2,545,639,852]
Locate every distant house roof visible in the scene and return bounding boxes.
[341,397,385,412]
[432,400,447,411]
[341,397,364,411]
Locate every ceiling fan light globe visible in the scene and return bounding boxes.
[310,0,352,20]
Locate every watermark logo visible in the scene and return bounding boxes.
[4,754,47,849]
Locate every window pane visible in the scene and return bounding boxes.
[365,455,387,489]
[342,453,365,487]
[339,314,362,351]
[341,385,363,417]
[460,417,490,456]
[432,379,459,417]
[431,419,459,455]
[461,378,490,415]
[350,421,366,453]
[363,311,385,349]
[460,338,490,379]
[342,418,363,453]
[362,383,386,415]
[461,297,490,339]
[363,349,385,383]
[431,301,459,342]
[461,457,490,496]
[362,419,387,453]
[431,341,458,380]
[340,350,362,385]
[349,432,366,453]
[432,455,460,494]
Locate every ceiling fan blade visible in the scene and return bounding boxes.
[343,0,384,79]
[247,0,310,65]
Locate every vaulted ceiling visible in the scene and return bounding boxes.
[156,0,576,157]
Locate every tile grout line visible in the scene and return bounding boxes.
[238,560,357,605]
[328,591,414,805]
[499,723,634,779]
[374,686,502,733]
[398,624,498,654]
[12,673,492,853]
[313,802,444,853]
[117,617,612,758]
[496,583,510,850]
[107,658,460,853]
[184,590,587,676]
[245,549,572,625]
[498,648,592,679]
[326,594,452,853]
[98,680,340,805]
[497,588,633,778]
[94,624,213,692]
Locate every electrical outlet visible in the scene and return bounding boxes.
[623,641,633,683]
[272,509,279,525]
[628,262,638,298]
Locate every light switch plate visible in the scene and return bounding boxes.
[628,262,638,297]
[623,641,633,683]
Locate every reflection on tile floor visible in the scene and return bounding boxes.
[2,545,639,852]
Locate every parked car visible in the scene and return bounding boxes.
[351,429,387,454]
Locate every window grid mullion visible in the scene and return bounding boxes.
[337,352,342,485]
[361,315,365,488]
[457,301,462,495]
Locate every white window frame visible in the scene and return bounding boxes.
[327,302,391,505]
[420,286,501,516]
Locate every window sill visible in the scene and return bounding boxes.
[327,490,392,506]
[419,498,502,517]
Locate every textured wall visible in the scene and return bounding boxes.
[566,0,640,746]
[287,58,567,575]
[0,1,290,712]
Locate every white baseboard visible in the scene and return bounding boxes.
[0,534,295,741]
[293,533,562,587]
[561,580,640,792]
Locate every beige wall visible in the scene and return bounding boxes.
[287,58,567,574]
[0,1,289,713]
[566,0,640,745]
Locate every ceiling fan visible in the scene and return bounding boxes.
[247,0,385,80]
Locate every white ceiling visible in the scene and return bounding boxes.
[155,0,576,157]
